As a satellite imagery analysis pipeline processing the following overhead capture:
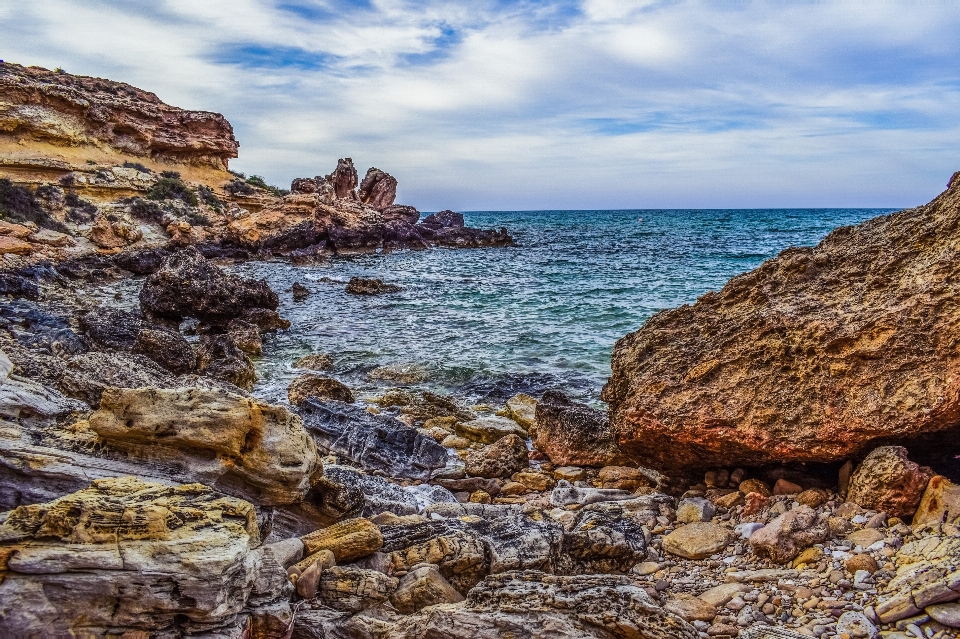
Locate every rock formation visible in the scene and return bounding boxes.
[0,63,239,168]
[604,174,960,477]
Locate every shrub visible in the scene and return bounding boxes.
[122,161,152,174]
[160,170,181,179]
[185,211,211,227]
[228,169,246,179]
[246,175,288,197]
[128,197,164,222]
[224,178,255,196]
[0,178,69,232]
[146,176,198,206]
[64,192,97,223]
[196,184,223,211]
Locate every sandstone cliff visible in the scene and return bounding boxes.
[603,171,960,478]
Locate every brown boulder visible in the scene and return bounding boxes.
[603,175,960,475]
[847,446,934,517]
[357,167,398,210]
[749,505,828,563]
[913,475,960,527]
[287,373,354,406]
[465,434,529,478]
[533,390,629,467]
[327,157,359,199]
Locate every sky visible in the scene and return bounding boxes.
[3,0,960,211]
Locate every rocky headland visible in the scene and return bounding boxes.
[1,62,959,639]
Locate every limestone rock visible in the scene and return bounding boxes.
[876,534,960,622]
[390,564,465,614]
[662,522,732,560]
[847,446,934,517]
[927,603,960,628]
[561,508,647,573]
[748,505,828,563]
[550,479,635,507]
[676,497,716,523]
[139,247,279,326]
[0,63,239,167]
[294,353,334,371]
[299,399,448,481]
[314,465,419,519]
[665,593,719,622]
[505,392,537,431]
[598,465,652,491]
[327,158,359,199]
[89,214,142,249]
[836,611,878,639]
[318,566,398,612]
[383,570,699,639]
[534,390,628,467]
[455,415,527,444]
[288,373,354,406]
[196,333,257,391]
[385,525,488,594]
[604,177,960,476]
[59,351,176,407]
[914,475,960,527]
[89,386,321,505]
[0,477,259,636]
[301,518,383,563]
[464,433,528,478]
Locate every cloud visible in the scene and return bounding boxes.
[2,0,959,209]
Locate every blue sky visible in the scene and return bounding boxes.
[3,0,959,210]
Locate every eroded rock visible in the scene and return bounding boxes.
[534,390,628,467]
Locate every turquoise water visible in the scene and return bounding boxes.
[236,209,891,406]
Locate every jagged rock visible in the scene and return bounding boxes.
[227,318,263,355]
[292,281,311,300]
[318,566,398,612]
[421,210,464,229]
[0,272,40,300]
[357,167,397,210]
[876,534,960,622]
[603,176,960,476]
[288,373,354,406]
[132,326,196,374]
[465,433,528,478]
[314,465,419,519]
[89,386,321,505]
[327,158,359,199]
[345,277,402,295]
[847,446,934,517]
[534,390,629,467]
[89,214,141,249]
[0,477,259,636]
[749,505,828,563]
[299,399,448,481]
[506,392,537,431]
[196,333,256,390]
[139,247,279,326]
[662,522,732,560]
[241,307,291,331]
[294,353,334,370]
[382,570,699,639]
[381,205,420,224]
[455,415,527,444]
[665,593,719,622]
[384,524,489,594]
[0,299,87,368]
[112,247,172,275]
[78,307,143,349]
[59,351,176,406]
[914,475,960,527]
[0,63,239,167]
[0,349,85,431]
[301,518,383,563]
[561,508,647,574]
[390,564,464,613]
[369,364,428,385]
[550,480,635,507]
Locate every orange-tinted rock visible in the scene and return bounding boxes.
[603,174,960,476]
[0,235,33,255]
[533,390,630,467]
[847,446,933,518]
[913,475,960,527]
[0,63,238,168]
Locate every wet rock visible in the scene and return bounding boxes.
[662,522,732,560]
[294,353,334,371]
[748,505,828,563]
[455,415,527,444]
[876,534,960,622]
[227,318,263,355]
[196,333,257,390]
[383,570,698,639]
[550,480,635,507]
[603,175,960,475]
[914,475,960,527]
[292,282,310,300]
[299,399,448,481]
[139,246,279,325]
[301,518,383,563]
[0,477,259,636]
[357,167,398,210]
[390,564,465,614]
[848,446,934,517]
[345,277,402,295]
[370,364,429,385]
[241,307,291,331]
[420,210,465,229]
[533,390,628,467]
[89,386,321,505]
[59,351,176,406]
[132,327,196,374]
[288,373,354,406]
[318,566,398,612]
[465,433,528,478]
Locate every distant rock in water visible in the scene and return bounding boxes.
[345,276,402,295]
[0,63,238,168]
[603,171,960,478]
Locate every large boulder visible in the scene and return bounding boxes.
[89,386,321,506]
[534,390,629,467]
[603,175,960,476]
[196,333,257,391]
[298,399,448,481]
[357,167,398,210]
[139,247,279,326]
[847,446,934,517]
[0,477,259,636]
[327,158,359,199]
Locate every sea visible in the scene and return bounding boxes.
[224,208,893,407]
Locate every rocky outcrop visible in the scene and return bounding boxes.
[876,533,960,622]
[288,373,354,406]
[139,247,279,326]
[196,333,256,391]
[604,175,960,476]
[0,477,259,636]
[357,167,397,210]
[534,390,629,467]
[0,63,239,168]
[89,386,321,505]
[327,158,359,199]
[299,399,449,481]
[345,276,402,295]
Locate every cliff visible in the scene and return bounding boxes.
[603,172,960,478]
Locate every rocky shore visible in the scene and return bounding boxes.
[2,63,960,639]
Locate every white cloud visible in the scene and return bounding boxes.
[2,0,959,209]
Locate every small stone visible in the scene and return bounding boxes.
[739,478,771,497]
[846,528,884,548]
[440,434,471,449]
[749,505,828,563]
[665,593,718,622]
[464,434,528,478]
[662,522,732,560]
[698,583,750,608]
[797,489,828,508]
[792,546,824,568]
[500,481,527,496]
[633,561,659,576]
[512,471,555,492]
[676,497,716,523]
[469,489,492,504]
[926,603,960,628]
[292,282,311,300]
[287,373,354,406]
[597,465,651,491]
[845,554,879,575]
[455,415,528,444]
[553,466,587,482]
[836,610,879,638]
[773,478,803,495]
[715,491,744,509]
[294,353,335,370]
